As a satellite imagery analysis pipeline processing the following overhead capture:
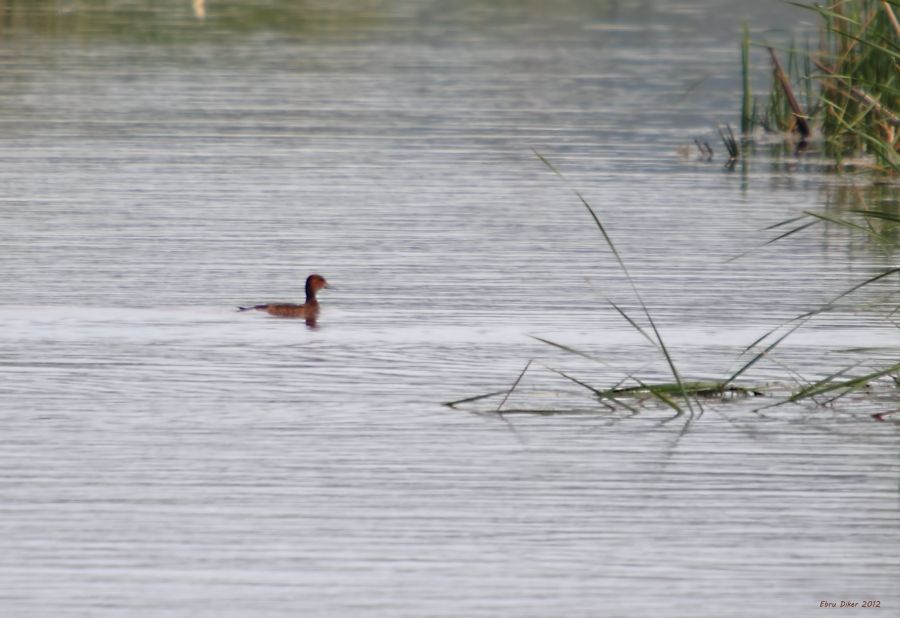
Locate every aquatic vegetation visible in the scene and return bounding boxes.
[717,124,740,164]
[733,184,900,265]
[780,360,900,406]
[447,154,768,419]
[531,150,700,419]
[742,0,900,173]
[733,183,900,405]
[447,154,900,420]
[446,153,716,420]
[741,22,754,135]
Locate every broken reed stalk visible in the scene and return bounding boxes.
[811,57,900,128]
[767,46,811,138]
[884,0,900,37]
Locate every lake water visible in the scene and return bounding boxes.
[1,1,898,616]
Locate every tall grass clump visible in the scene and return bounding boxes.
[446,158,900,420]
[814,0,900,170]
[446,154,766,421]
[744,0,900,172]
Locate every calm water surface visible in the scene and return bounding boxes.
[0,1,898,616]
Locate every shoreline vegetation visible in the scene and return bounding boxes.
[448,2,899,422]
[447,145,899,420]
[739,0,899,174]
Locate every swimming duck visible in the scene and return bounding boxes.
[238,274,329,326]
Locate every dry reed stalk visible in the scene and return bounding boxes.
[881,0,900,37]
[767,47,811,137]
[812,57,900,127]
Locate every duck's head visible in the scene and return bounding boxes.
[305,274,329,299]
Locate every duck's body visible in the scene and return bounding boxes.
[238,274,329,326]
[243,301,319,319]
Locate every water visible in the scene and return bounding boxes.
[1,1,898,616]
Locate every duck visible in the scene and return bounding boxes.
[238,274,329,326]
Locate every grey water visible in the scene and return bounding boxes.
[0,1,898,616]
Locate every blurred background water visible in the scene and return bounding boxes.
[0,1,898,616]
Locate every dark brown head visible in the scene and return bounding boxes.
[305,274,329,302]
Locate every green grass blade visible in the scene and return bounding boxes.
[726,219,821,263]
[741,22,753,134]
[788,360,900,402]
[803,209,873,234]
[766,219,822,243]
[787,361,863,405]
[725,318,809,386]
[763,213,810,231]
[604,375,686,417]
[444,390,510,408]
[547,367,641,415]
[852,209,900,223]
[831,266,900,302]
[497,360,533,414]
[646,385,685,416]
[531,333,650,383]
[530,335,603,362]
[736,264,899,374]
[533,149,697,415]
[607,300,660,349]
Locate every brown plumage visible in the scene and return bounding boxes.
[238,274,329,326]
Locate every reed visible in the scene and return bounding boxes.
[743,0,899,173]
[449,147,900,419]
[750,183,900,251]
[726,181,900,404]
[447,154,781,419]
[718,124,740,161]
[741,23,753,135]
[531,151,701,418]
[786,361,900,405]
[814,1,899,170]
